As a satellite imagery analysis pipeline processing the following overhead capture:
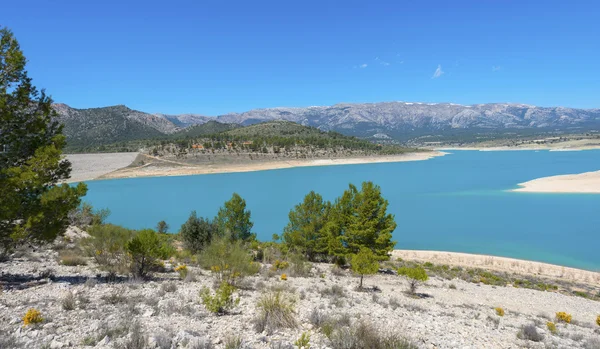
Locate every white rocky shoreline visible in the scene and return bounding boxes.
[1,240,600,349]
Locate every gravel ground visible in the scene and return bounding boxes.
[1,244,600,349]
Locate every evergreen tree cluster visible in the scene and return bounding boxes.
[282,181,397,263]
[180,193,255,254]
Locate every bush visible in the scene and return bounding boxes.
[199,236,259,286]
[556,311,572,324]
[294,332,310,349]
[175,264,188,280]
[272,260,290,271]
[23,308,43,326]
[69,202,110,228]
[180,211,218,253]
[495,307,504,317]
[83,224,134,274]
[517,324,544,342]
[547,321,557,335]
[224,335,243,349]
[281,273,288,281]
[253,290,297,334]
[329,321,418,349]
[127,229,174,278]
[200,282,239,315]
[59,250,88,266]
[596,314,600,327]
[397,266,428,295]
[288,253,312,277]
[62,291,76,311]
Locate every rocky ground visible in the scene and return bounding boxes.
[1,243,600,349]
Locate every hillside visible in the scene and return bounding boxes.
[54,102,600,151]
[175,120,240,138]
[54,104,175,149]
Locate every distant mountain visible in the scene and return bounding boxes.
[54,102,600,148]
[174,120,240,138]
[216,102,600,140]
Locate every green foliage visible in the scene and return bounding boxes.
[397,266,429,294]
[200,281,240,315]
[156,220,169,234]
[283,191,330,261]
[547,322,557,335]
[180,211,218,253]
[342,182,396,260]
[294,332,311,348]
[126,229,174,278]
[0,27,86,253]
[198,236,259,286]
[216,193,255,241]
[351,247,379,289]
[83,224,135,274]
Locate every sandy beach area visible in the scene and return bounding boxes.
[98,151,446,181]
[393,250,600,287]
[512,170,600,194]
[65,152,139,183]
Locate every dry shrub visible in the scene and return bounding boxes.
[517,324,544,342]
[59,249,88,266]
[329,320,418,349]
[253,290,297,334]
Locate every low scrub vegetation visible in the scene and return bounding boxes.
[397,265,428,295]
[556,311,573,324]
[200,282,240,315]
[495,307,505,317]
[517,324,544,342]
[329,320,418,349]
[253,290,297,334]
[547,321,557,335]
[22,308,43,326]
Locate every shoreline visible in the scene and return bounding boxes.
[91,151,447,182]
[393,249,600,286]
[437,146,600,151]
[512,170,600,194]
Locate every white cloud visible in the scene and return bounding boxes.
[359,63,368,68]
[492,65,501,72]
[374,57,390,66]
[432,64,444,79]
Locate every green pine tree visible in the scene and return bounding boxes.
[326,182,396,261]
[216,193,254,241]
[282,191,331,261]
[0,27,87,254]
[351,247,379,289]
[345,181,397,260]
[180,211,218,253]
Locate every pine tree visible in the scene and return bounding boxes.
[345,181,396,260]
[326,182,396,261]
[282,191,330,261]
[351,247,379,289]
[216,193,254,241]
[180,211,217,253]
[156,220,169,234]
[0,27,87,254]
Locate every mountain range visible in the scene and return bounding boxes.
[53,102,600,147]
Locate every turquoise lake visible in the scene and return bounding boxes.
[82,150,600,271]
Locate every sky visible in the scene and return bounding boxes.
[2,0,599,115]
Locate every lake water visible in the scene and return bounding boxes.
[82,150,600,271]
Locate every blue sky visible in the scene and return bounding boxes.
[2,0,599,115]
